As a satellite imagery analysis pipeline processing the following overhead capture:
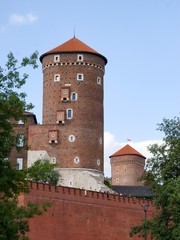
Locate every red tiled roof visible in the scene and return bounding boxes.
[40,37,107,64]
[48,37,98,54]
[110,144,145,158]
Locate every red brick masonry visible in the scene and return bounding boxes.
[19,182,154,240]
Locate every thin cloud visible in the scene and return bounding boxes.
[104,131,163,177]
[9,13,38,26]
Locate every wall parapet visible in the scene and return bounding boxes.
[28,181,154,207]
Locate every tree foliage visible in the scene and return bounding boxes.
[104,177,112,189]
[130,116,180,240]
[0,198,50,240]
[27,159,60,186]
[0,51,38,159]
[0,51,51,240]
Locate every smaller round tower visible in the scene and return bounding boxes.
[110,144,146,186]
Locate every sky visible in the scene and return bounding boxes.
[1,0,180,176]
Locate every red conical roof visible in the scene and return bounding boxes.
[40,37,107,64]
[110,144,145,158]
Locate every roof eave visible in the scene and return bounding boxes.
[109,153,146,159]
[39,51,108,65]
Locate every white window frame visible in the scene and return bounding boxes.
[50,157,57,164]
[74,156,80,164]
[77,73,84,81]
[18,119,24,125]
[16,158,23,170]
[68,135,76,142]
[54,74,60,82]
[66,109,73,119]
[97,159,100,166]
[54,55,60,62]
[71,92,78,101]
[97,77,101,85]
[77,54,83,61]
[17,134,24,147]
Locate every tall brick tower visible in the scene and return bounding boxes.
[28,37,108,191]
[110,144,146,186]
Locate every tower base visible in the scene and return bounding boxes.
[58,168,111,192]
[27,150,112,192]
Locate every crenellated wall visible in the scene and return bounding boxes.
[20,182,154,240]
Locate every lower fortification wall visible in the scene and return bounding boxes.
[21,182,154,240]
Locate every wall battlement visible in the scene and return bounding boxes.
[28,181,153,207]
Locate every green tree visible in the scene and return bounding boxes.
[0,51,38,158]
[0,52,50,240]
[104,177,112,189]
[130,116,180,240]
[27,159,60,185]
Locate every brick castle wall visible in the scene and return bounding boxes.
[21,182,154,240]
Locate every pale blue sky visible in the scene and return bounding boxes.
[1,0,180,176]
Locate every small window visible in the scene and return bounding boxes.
[54,74,60,82]
[17,134,24,147]
[77,73,84,81]
[116,178,119,183]
[18,119,24,125]
[74,157,80,164]
[54,55,60,62]
[99,138,102,145]
[97,77,101,85]
[50,157,56,164]
[16,158,23,170]
[71,92,78,101]
[68,135,76,142]
[66,109,73,119]
[77,54,83,61]
[97,159,100,166]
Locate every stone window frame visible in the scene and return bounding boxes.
[97,159,100,166]
[54,55,60,62]
[77,73,84,81]
[66,108,73,119]
[74,156,80,164]
[54,74,60,82]
[68,135,76,142]
[71,92,78,101]
[17,119,24,125]
[17,134,25,147]
[97,77,101,85]
[16,157,23,170]
[77,54,83,61]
